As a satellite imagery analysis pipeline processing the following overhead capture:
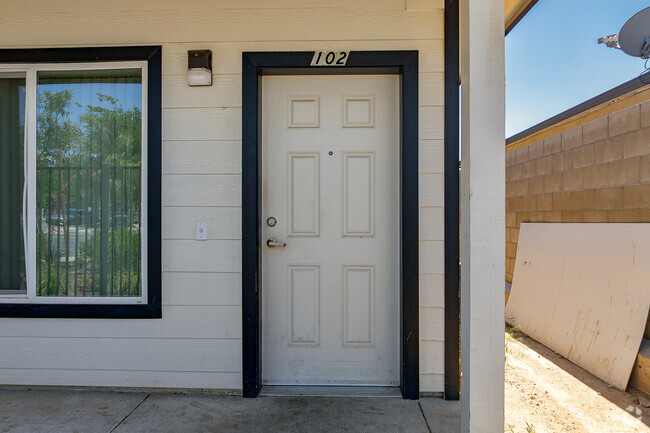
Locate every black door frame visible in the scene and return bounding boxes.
[444,0,461,401]
[242,51,420,399]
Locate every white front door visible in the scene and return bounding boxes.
[261,75,399,386]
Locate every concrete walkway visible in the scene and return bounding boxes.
[0,389,460,433]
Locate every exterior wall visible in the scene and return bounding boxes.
[0,1,446,392]
[506,97,650,283]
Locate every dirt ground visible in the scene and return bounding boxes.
[505,327,650,433]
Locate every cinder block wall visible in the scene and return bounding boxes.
[506,100,650,283]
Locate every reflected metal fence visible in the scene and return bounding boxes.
[36,164,142,297]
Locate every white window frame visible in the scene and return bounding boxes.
[0,61,148,305]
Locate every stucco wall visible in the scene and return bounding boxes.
[0,1,446,392]
[506,97,650,283]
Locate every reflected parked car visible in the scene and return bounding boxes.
[109,214,140,231]
[49,207,85,226]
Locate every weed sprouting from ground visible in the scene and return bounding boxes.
[505,422,536,433]
[505,324,524,366]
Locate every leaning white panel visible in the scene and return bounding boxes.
[343,266,374,346]
[343,152,374,237]
[287,95,320,128]
[506,223,650,390]
[287,265,321,347]
[287,152,320,237]
[342,95,375,128]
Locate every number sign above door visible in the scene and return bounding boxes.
[311,51,349,66]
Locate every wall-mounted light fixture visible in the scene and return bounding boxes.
[187,50,212,86]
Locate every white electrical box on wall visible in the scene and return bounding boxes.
[196,221,208,240]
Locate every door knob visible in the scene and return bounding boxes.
[266,238,287,248]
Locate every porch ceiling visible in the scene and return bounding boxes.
[505,0,538,33]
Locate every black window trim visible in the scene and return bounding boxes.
[0,46,162,319]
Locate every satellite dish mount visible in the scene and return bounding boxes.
[598,7,650,59]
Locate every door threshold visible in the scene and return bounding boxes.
[259,385,401,398]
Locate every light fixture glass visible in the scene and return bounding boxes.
[187,68,212,86]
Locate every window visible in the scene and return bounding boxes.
[0,47,161,318]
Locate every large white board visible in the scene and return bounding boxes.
[506,223,650,390]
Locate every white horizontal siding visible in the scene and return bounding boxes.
[418,84,445,391]
[419,106,445,139]
[163,240,241,273]
[163,207,241,240]
[163,175,241,207]
[0,306,241,339]
[419,174,445,207]
[420,374,445,393]
[419,139,445,173]
[163,141,241,175]
[406,0,446,10]
[419,207,444,241]
[420,273,444,308]
[419,73,444,106]
[0,9,443,46]
[163,272,241,306]
[0,0,408,14]
[163,75,241,108]
[420,341,444,374]
[0,337,241,372]
[419,242,444,275]
[420,308,445,342]
[0,0,445,394]
[163,108,241,141]
[0,369,242,390]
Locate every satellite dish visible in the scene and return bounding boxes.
[618,7,650,59]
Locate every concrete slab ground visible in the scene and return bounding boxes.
[419,398,461,433]
[0,389,147,433]
[0,389,460,433]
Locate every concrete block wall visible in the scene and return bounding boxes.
[506,99,650,283]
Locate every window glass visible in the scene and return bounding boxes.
[0,75,26,293]
[36,69,142,297]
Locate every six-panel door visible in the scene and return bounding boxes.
[262,75,399,385]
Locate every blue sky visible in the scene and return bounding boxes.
[506,0,649,137]
[38,81,141,122]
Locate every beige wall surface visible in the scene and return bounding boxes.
[0,1,446,393]
[506,98,650,283]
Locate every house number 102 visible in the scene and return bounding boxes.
[311,51,349,66]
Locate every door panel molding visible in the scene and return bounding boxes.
[287,152,321,237]
[242,51,420,399]
[342,152,375,237]
[342,265,374,346]
[287,265,321,347]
